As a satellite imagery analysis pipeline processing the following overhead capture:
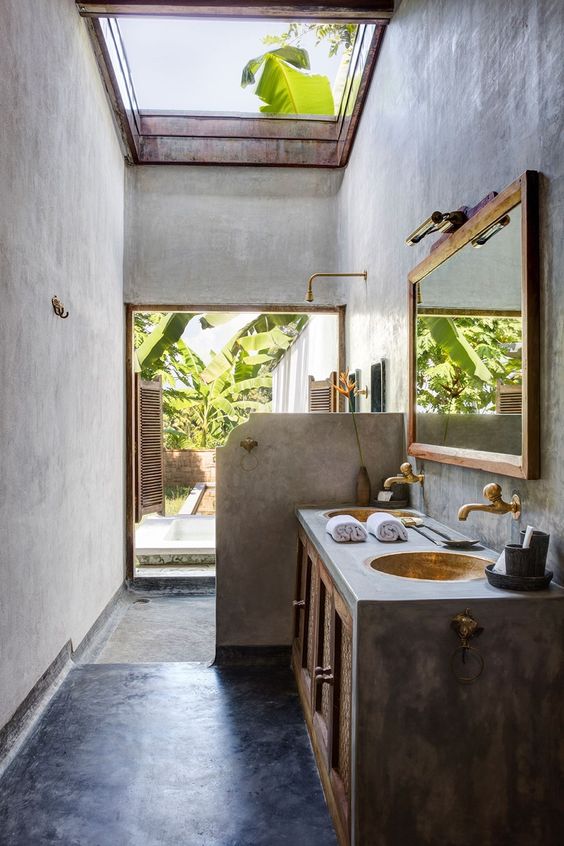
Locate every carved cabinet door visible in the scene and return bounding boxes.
[329,590,353,842]
[312,562,335,766]
[292,530,317,712]
[311,562,353,845]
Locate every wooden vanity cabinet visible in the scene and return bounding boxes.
[292,533,353,846]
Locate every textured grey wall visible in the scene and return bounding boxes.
[0,0,125,728]
[125,166,343,306]
[339,0,564,581]
[216,413,404,647]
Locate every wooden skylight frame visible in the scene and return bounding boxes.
[78,1,392,166]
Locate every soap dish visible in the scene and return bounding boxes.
[485,564,553,592]
[375,499,408,509]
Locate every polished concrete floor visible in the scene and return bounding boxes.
[95,595,216,664]
[0,597,336,845]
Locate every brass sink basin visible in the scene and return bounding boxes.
[324,508,415,521]
[368,551,490,581]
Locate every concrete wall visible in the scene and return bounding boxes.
[216,413,404,647]
[339,0,564,582]
[125,166,343,306]
[0,0,125,729]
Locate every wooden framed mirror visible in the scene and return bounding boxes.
[407,171,539,478]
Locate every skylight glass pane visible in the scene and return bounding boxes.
[116,18,359,117]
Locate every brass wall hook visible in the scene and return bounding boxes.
[52,296,69,319]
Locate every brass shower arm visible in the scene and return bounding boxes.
[305,271,367,303]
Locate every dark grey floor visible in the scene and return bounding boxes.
[95,595,216,664]
[0,663,336,846]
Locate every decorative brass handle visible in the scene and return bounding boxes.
[240,437,258,453]
[293,600,306,608]
[314,666,331,676]
[314,666,334,684]
[450,609,484,684]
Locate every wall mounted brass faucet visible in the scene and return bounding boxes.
[458,483,521,521]
[383,461,424,490]
[305,271,367,303]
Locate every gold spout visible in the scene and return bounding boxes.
[383,461,424,490]
[305,271,367,303]
[458,483,521,521]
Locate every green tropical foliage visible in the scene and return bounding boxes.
[262,23,358,58]
[135,312,309,449]
[241,46,334,114]
[135,312,195,371]
[416,315,522,414]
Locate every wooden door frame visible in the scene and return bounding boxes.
[125,303,346,579]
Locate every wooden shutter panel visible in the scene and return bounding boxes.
[135,375,164,522]
[308,372,338,412]
[496,382,522,414]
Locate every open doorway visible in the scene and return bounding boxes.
[127,306,344,585]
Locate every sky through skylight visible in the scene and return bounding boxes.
[117,18,351,114]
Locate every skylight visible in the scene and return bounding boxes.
[85,7,389,166]
[116,18,352,116]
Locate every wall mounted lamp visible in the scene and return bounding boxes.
[305,271,367,303]
[471,214,511,247]
[405,210,467,245]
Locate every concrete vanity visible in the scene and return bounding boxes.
[294,507,564,846]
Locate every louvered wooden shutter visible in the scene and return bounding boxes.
[308,372,338,413]
[496,382,522,414]
[135,375,164,522]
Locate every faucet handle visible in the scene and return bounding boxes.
[400,462,414,476]
[483,482,503,502]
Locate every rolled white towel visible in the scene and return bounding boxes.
[492,550,506,574]
[367,512,408,543]
[326,515,368,543]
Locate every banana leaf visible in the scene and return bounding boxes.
[241,46,310,88]
[135,312,195,371]
[242,353,273,365]
[231,376,273,393]
[199,313,239,329]
[254,55,334,115]
[425,317,492,382]
[237,327,291,353]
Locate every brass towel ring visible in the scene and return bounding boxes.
[450,645,484,684]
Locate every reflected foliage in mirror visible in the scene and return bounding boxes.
[408,172,539,478]
[416,205,522,455]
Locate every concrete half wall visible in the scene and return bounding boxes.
[0,0,125,730]
[216,413,404,647]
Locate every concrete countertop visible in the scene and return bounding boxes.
[296,506,564,612]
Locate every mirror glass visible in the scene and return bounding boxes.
[415,204,522,455]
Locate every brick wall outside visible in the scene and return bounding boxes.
[164,449,216,487]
